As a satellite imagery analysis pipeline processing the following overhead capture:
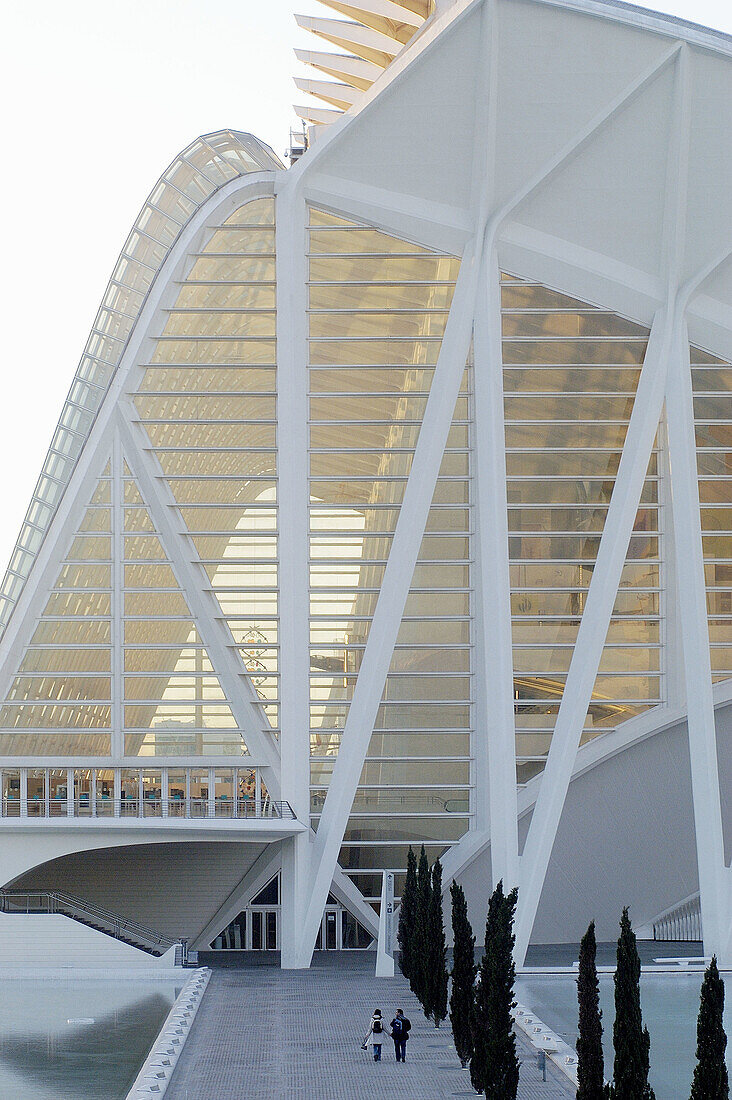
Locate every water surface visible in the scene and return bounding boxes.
[0,979,182,1100]
[517,972,732,1100]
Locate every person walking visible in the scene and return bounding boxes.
[364,1008,385,1061]
[390,1008,411,1063]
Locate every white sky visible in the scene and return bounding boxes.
[0,0,730,579]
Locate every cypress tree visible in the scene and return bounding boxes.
[690,955,729,1100]
[576,920,606,1100]
[397,845,418,981]
[470,881,520,1099]
[450,879,476,1066]
[412,844,432,1006]
[424,858,448,1027]
[610,908,655,1100]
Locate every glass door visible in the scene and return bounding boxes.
[324,908,339,950]
[74,770,93,815]
[249,909,279,950]
[49,770,68,817]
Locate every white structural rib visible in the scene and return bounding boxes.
[293,1,431,120]
[431,37,684,904]
[665,319,728,963]
[293,245,483,967]
[294,49,382,91]
[514,42,694,964]
[294,78,360,109]
[275,174,313,968]
[319,0,425,33]
[470,247,519,886]
[295,15,401,62]
[295,104,345,126]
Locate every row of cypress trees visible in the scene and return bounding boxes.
[397,845,449,1027]
[399,844,521,1099]
[576,910,729,1100]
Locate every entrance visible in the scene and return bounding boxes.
[210,877,373,952]
[315,906,341,951]
[249,908,279,951]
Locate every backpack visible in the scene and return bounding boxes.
[391,1017,403,1037]
[373,1018,383,1034]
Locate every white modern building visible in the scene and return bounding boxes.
[0,0,730,970]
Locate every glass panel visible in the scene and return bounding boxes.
[692,349,732,678]
[501,275,657,770]
[74,769,94,815]
[190,769,209,817]
[215,769,234,816]
[95,769,114,816]
[2,770,20,817]
[120,770,139,816]
[49,769,68,816]
[27,769,46,816]
[168,769,187,817]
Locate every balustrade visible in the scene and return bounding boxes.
[0,766,292,820]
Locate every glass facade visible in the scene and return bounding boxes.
[0,133,282,642]
[502,276,661,785]
[132,195,279,737]
[691,346,732,681]
[0,136,729,932]
[307,209,468,900]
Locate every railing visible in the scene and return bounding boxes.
[1,796,296,821]
[653,894,702,942]
[0,889,186,961]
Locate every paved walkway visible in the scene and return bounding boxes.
[166,955,573,1100]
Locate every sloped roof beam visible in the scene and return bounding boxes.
[294,48,382,90]
[295,14,400,67]
[318,0,425,44]
[294,77,360,110]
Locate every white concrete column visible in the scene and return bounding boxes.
[275,174,312,968]
[471,244,519,888]
[665,318,728,963]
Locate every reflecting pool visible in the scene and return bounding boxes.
[517,972,732,1100]
[0,979,182,1100]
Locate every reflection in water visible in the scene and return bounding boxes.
[0,980,181,1100]
[517,973,732,1100]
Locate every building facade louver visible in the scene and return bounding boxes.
[0,0,731,968]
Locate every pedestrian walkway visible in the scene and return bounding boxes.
[165,954,573,1100]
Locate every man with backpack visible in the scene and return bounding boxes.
[389,1008,411,1062]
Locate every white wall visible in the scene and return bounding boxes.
[0,913,176,969]
[456,703,732,945]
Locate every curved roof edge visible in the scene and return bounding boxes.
[0,130,284,641]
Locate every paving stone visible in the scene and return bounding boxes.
[165,955,573,1099]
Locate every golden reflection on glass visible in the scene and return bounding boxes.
[307,207,469,897]
[692,347,732,681]
[135,196,279,731]
[502,275,658,779]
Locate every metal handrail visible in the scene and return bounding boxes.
[1,796,297,821]
[0,889,183,958]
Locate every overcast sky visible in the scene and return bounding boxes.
[0,0,729,578]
